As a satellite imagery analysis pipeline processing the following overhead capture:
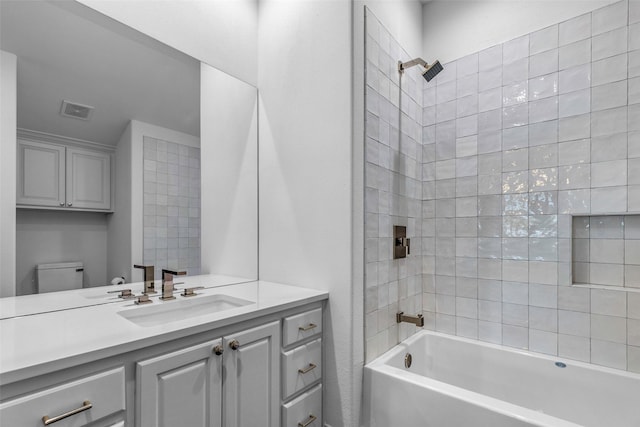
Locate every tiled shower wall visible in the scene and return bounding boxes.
[364,9,424,362]
[421,0,640,372]
[143,136,201,279]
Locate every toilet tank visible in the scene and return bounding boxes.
[36,262,84,293]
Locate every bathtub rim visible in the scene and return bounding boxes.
[366,329,640,381]
[364,330,640,427]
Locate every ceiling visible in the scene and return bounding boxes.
[1,0,200,146]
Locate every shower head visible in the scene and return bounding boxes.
[422,60,443,82]
[398,58,444,83]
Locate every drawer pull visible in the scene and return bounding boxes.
[42,400,92,425]
[298,363,317,374]
[298,323,317,332]
[298,414,317,427]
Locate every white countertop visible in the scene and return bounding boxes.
[0,275,328,385]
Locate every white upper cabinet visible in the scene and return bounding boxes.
[66,147,111,210]
[17,139,111,211]
[16,140,65,207]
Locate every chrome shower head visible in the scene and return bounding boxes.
[398,58,444,83]
[422,60,443,82]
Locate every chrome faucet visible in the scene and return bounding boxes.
[134,264,155,294]
[160,269,186,301]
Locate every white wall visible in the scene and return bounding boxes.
[257,0,354,425]
[107,123,132,281]
[201,64,258,279]
[76,0,258,86]
[362,0,423,56]
[0,51,17,297]
[422,0,619,63]
[16,210,108,294]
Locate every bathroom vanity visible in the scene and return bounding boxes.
[0,277,327,427]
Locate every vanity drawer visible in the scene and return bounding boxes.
[282,308,322,347]
[0,367,125,427]
[282,338,322,399]
[282,384,322,427]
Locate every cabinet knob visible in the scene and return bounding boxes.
[228,339,240,351]
[213,344,224,356]
[67,202,72,207]
[59,202,65,206]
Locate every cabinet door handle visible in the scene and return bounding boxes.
[229,339,240,350]
[213,344,224,356]
[298,414,317,427]
[42,400,92,425]
[298,323,317,332]
[298,363,317,374]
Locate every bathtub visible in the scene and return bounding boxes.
[362,330,640,427]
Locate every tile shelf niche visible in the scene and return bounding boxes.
[572,214,640,291]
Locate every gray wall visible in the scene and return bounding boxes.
[16,209,108,294]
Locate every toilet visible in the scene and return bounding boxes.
[36,262,84,293]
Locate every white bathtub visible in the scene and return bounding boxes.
[362,330,640,427]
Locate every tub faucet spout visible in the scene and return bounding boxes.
[396,312,424,327]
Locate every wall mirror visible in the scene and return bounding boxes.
[1,0,258,300]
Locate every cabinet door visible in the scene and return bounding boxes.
[224,321,280,427]
[16,140,65,207]
[66,147,111,210]
[137,339,223,427]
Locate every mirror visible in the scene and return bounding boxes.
[1,0,258,298]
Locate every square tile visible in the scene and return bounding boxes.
[559,89,590,118]
[591,80,628,112]
[591,339,626,369]
[559,38,591,70]
[559,64,591,94]
[558,334,590,362]
[591,159,627,188]
[591,0,628,36]
[530,25,559,55]
[559,13,591,46]
[592,27,628,61]
[530,49,559,78]
[503,35,530,64]
[592,54,628,86]
[479,45,503,72]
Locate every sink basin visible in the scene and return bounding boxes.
[118,294,254,327]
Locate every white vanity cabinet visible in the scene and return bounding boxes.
[136,321,280,427]
[137,339,223,427]
[0,367,126,427]
[0,294,325,427]
[281,308,323,427]
[17,139,111,211]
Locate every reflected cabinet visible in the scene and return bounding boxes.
[17,139,111,211]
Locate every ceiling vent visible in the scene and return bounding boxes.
[60,100,94,120]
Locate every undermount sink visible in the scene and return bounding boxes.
[118,294,254,327]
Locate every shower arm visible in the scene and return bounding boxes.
[398,58,428,74]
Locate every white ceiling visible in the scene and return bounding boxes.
[1,0,200,146]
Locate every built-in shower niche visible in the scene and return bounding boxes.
[572,215,640,288]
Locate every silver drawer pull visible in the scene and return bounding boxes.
[298,323,317,332]
[298,414,317,427]
[298,363,317,374]
[42,400,92,425]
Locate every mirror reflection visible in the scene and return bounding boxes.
[2,0,202,295]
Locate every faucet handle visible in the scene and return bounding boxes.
[107,289,134,299]
[181,286,205,297]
